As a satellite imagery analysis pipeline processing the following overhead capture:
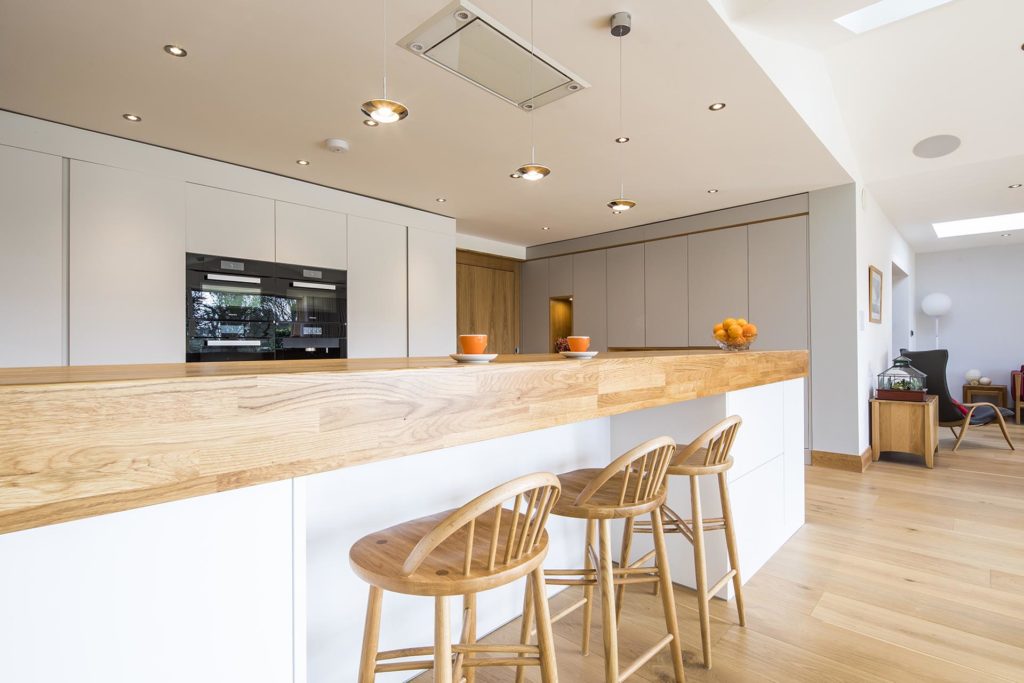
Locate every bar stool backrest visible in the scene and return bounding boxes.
[675,415,742,468]
[401,472,561,578]
[574,435,677,508]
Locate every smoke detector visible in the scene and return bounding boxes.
[399,0,590,111]
[324,138,350,153]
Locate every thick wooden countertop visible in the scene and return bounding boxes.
[0,350,807,534]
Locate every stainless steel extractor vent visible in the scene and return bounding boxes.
[399,0,590,111]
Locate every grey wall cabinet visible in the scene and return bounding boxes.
[748,216,808,350]
[688,226,748,345]
[548,255,573,297]
[606,244,645,348]
[571,250,607,352]
[521,258,549,353]
[644,236,688,347]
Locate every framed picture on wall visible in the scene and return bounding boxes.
[868,265,883,324]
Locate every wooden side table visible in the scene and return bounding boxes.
[870,395,939,468]
[963,384,1008,408]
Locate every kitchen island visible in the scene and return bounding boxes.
[0,351,806,682]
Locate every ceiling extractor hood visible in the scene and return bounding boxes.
[398,0,590,111]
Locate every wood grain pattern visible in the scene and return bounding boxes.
[0,350,806,535]
[810,448,872,472]
[871,396,938,468]
[457,250,521,354]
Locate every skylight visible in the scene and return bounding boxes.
[932,211,1024,238]
[834,0,956,34]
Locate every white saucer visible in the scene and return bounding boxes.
[450,353,498,364]
[560,351,599,359]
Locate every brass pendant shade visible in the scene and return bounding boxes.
[515,163,551,181]
[607,198,636,211]
[360,98,408,124]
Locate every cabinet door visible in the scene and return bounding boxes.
[644,236,688,347]
[275,201,347,269]
[0,145,63,367]
[186,183,274,261]
[748,216,808,350]
[688,226,748,346]
[548,255,572,297]
[347,215,407,358]
[521,259,549,353]
[69,161,185,365]
[606,244,645,348]
[572,250,608,352]
[408,227,456,357]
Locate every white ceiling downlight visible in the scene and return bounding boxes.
[912,134,960,158]
[834,0,957,35]
[933,211,1024,238]
[399,1,590,111]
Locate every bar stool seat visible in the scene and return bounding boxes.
[550,468,665,520]
[350,473,562,683]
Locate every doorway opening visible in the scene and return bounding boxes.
[891,262,911,357]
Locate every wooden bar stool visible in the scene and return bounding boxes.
[623,416,745,668]
[521,436,687,683]
[350,473,562,682]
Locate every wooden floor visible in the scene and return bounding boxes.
[414,422,1024,682]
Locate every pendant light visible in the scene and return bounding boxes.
[607,12,636,212]
[513,0,550,181]
[361,0,408,124]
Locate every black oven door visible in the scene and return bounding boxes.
[274,263,347,359]
[186,320,276,362]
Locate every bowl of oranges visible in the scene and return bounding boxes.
[713,317,758,351]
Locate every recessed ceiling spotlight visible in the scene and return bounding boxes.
[510,172,522,179]
[163,44,187,57]
[296,159,310,166]
[913,134,961,159]
[1002,233,1013,237]
[362,119,379,127]
[541,226,550,231]
[615,136,630,143]
[1010,183,1022,189]
[435,197,447,203]
[122,113,142,122]
[709,102,726,111]
[707,188,719,194]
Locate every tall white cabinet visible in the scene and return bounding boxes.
[347,215,408,358]
[0,145,63,367]
[69,161,185,365]
[688,226,748,344]
[275,201,347,269]
[185,184,275,261]
[408,226,456,357]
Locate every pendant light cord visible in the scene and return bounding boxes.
[618,35,624,199]
[529,0,536,164]
[382,0,389,99]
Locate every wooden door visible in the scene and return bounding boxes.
[456,251,521,354]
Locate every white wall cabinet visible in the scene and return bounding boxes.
[572,250,607,352]
[186,183,275,261]
[748,216,808,350]
[606,244,645,348]
[521,259,549,353]
[275,201,347,269]
[688,226,748,345]
[408,227,456,356]
[644,236,688,347]
[0,145,63,367]
[69,161,184,365]
[347,215,407,358]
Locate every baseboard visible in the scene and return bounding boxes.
[811,448,871,472]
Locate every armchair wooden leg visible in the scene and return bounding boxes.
[952,420,969,452]
[994,409,1016,450]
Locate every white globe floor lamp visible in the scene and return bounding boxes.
[921,293,952,349]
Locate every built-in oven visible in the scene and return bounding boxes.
[186,253,347,362]
[274,262,347,360]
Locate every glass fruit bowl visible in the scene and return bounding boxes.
[715,334,757,352]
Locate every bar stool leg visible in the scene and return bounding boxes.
[463,593,478,683]
[718,472,745,627]
[581,518,596,656]
[598,518,620,683]
[516,579,535,683]
[615,516,635,622]
[690,475,712,668]
[435,595,452,682]
[357,585,383,683]
[532,567,560,683]
[652,509,687,682]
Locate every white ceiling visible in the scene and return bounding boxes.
[713,0,1024,252]
[0,0,850,247]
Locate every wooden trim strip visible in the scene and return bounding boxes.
[0,350,807,535]
[810,447,872,473]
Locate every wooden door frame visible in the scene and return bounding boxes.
[456,250,522,353]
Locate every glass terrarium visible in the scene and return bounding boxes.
[876,355,927,400]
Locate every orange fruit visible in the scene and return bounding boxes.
[727,324,743,339]
[713,323,724,333]
[723,318,737,329]
[713,329,728,342]
[742,323,757,337]
[737,318,748,326]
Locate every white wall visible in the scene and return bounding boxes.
[455,231,526,260]
[915,243,1024,391]
[855,185,914,453]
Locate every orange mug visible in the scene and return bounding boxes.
[567,336,591,352]
[459,334,488,354]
